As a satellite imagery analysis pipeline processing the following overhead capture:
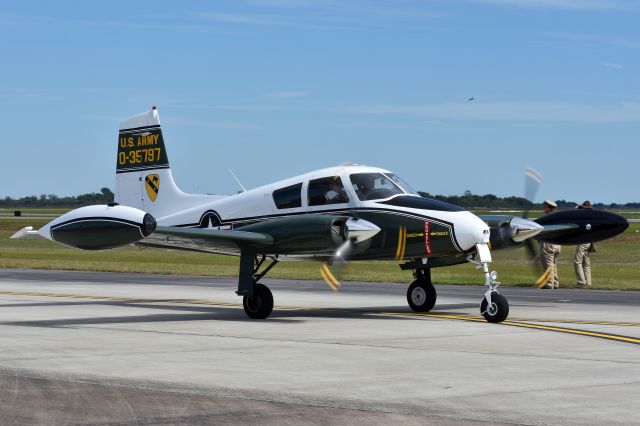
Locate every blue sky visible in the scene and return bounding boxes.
[1,0,638,204]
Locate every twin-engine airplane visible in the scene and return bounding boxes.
[12,107,629,323]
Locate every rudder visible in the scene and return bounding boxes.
[115,107,216,219]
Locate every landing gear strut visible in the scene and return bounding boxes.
[467,251,509,323]
[407,268,437,313]
[237,253,278,319]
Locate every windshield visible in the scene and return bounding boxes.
[350,173,407,201]
[385,173,418,195]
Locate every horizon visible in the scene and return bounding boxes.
[2,187,637,208]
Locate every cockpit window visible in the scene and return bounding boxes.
[350,173,405,201]
[308,176,350,206]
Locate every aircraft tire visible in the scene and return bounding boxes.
[407,280,437,312]
[243,283,274,319]
[480,292,509,323]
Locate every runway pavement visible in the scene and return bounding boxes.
[0,269,639,425]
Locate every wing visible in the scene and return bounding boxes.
[140,214,354,256]
[141,227,274,255]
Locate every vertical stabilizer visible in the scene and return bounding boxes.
[115,107,219,218]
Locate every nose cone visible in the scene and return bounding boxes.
[453,211,491,251]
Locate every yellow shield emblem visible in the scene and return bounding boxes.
[145,174,160,202]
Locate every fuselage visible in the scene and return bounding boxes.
[152,165,490,261]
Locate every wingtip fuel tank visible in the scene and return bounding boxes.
[34,205,156,250]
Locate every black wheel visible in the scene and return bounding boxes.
[480,292,509,323]
[243,283,273,319]
[407,279,437,312]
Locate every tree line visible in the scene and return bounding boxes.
[1,188,638,209]
[1,188,114,208]
[417,190,639,209]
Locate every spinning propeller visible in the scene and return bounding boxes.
[320,238,353,291]
[320,217,380,291]
[523,166,553,287]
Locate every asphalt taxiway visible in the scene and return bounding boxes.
[0,269,639,425]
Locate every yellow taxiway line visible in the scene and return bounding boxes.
[384,312,640,345]
[2,290,639,345]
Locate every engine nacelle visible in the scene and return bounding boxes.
[37,204,156,250]
[240,215,380,254]
[240,215,347,254]
[482,215,544,250]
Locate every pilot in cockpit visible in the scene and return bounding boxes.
[325,176,349,203]
[351,174,376,200]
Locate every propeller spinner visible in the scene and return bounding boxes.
[320,218,380,291]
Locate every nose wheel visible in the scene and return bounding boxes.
[480,292,509,323]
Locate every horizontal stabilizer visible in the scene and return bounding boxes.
[10,226,42,240]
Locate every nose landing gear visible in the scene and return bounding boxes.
[468,246,509,323]
[480,292,509,323]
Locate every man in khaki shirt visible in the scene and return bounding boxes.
[574,200,596,288]
[539,200,561,289]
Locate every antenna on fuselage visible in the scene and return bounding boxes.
[228,169,247,193]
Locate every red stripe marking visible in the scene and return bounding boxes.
[424,221,432,256]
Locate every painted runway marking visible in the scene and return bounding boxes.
[385,312,640,345]
[2,290,639,345]
[0,290,243,307]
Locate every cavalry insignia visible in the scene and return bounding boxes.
[145,174,160,202]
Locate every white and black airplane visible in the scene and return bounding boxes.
[12,107,629,322]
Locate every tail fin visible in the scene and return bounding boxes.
[115,107,217,218]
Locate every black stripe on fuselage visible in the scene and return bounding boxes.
[174,207,463,252]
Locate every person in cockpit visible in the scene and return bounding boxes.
[325,177,349,203]
[352,174,376,200]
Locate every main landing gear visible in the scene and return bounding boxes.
[407,269,437,312]
[237,253,278,319]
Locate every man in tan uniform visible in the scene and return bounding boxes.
[539,200,561,289]
[574,200,595,288]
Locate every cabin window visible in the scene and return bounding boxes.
[273,183,302,209]
[308,176,349,206]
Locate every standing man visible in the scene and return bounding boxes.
[574,200,595,288]
[539,200,561,289]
